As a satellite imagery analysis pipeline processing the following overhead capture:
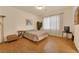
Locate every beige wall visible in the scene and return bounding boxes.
[0,7,39,42]
[63,7,74,32]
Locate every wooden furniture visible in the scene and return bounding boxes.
[7,34,19,42]
[62,31,74,40]
[18,30,26,38]
[0,16,5,43]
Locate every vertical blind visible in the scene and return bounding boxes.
[43,15,60,31]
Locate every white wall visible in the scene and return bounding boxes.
[63,7,74,32]
[0,7,39,42]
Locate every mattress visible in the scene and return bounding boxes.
[23,30,48,42]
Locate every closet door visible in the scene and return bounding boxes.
[0,16,5,43]
[0,17,2,42]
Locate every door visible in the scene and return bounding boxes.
[0,16,5,43]
[74,7,79,51]
[0,17,2,42]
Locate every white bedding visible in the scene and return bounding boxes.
[23,30,48,42]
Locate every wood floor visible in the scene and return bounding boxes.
[0,36,77,53]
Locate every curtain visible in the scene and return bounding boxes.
[43,14,63,36]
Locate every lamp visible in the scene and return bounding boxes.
[35,6,45,10]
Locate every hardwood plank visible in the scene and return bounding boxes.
[0,36,77,53]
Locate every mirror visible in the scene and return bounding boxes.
[74,7,79,25]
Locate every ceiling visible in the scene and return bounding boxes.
[13,6,69,17]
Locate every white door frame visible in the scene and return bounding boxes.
[0,16,5,43]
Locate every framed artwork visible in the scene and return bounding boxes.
[26,19,32,25]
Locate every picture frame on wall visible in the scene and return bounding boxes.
[26,19,33,25]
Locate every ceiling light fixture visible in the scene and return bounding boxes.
[35,6,45,10]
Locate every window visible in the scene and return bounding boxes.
[43,15,60,31]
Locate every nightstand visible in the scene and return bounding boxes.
[62,31,74,41]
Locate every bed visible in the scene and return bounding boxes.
[23,30,48,42]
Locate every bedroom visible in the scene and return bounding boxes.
[0,6,77,52]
